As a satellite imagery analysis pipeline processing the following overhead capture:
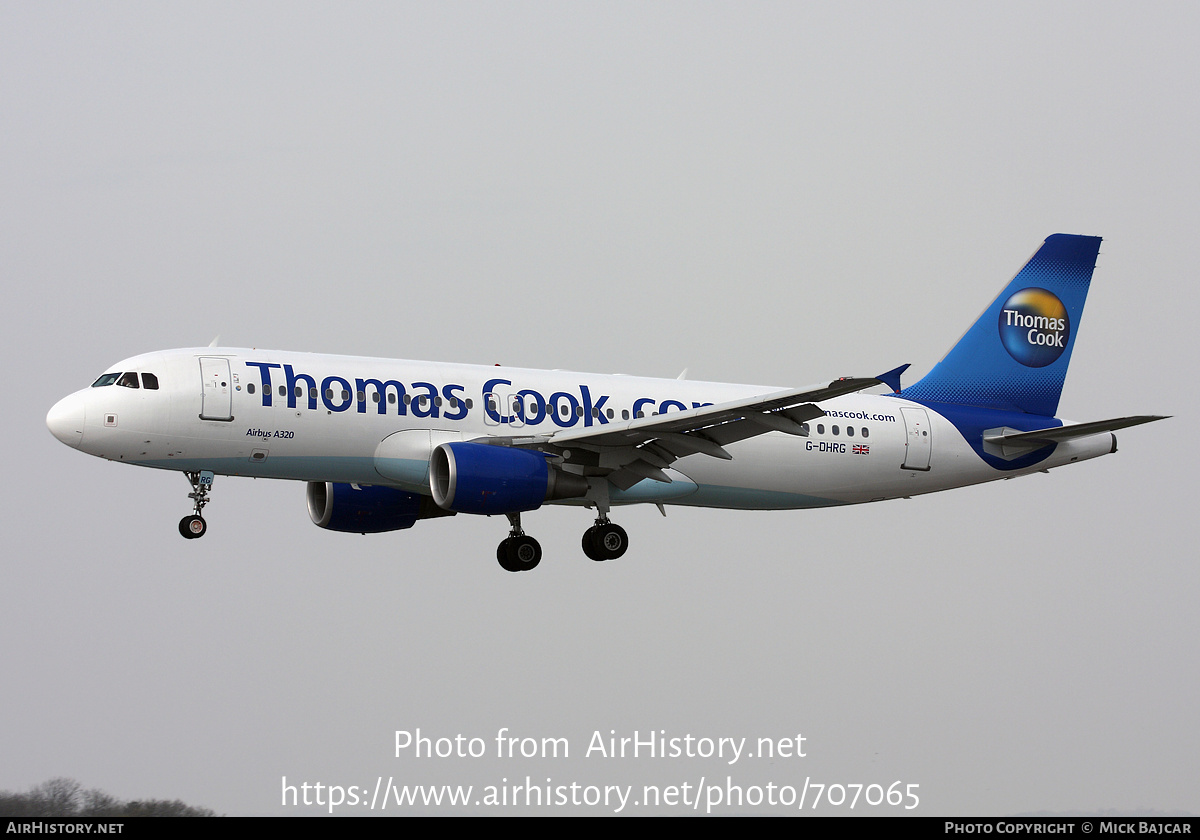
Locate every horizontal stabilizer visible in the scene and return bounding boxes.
[983,415,1168,459]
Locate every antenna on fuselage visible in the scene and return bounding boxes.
[208,335,221,347]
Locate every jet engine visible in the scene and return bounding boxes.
[306,482,454,533]
[429,442,588,514]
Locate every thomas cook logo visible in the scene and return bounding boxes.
[998,288,1070,367]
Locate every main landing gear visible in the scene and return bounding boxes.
[582,515,628,562]
[497,512,542,572]
[494,510,631,572]
[178,470,213,539]
[581,485,627,562]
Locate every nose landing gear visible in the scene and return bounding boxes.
[179,515,206,539]
[178,470,213,539]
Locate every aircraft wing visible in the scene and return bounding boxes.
[487,377,881,490]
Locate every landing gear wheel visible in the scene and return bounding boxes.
[496,512,541,572]
[507,535,542,571]
[180,471,214,539]
[497,540,518,572]
[594,523,628,560]
[497,536,541,572]
[582,523,628,560]
[179,515,207,539]
[582,527,603,561]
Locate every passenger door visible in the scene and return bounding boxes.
[901,407,932,470]
[199,357,234,421]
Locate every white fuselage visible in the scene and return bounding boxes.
[46,347,1114,512]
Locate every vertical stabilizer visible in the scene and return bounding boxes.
[898,234,1102,417]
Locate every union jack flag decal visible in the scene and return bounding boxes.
[853,444,870,455]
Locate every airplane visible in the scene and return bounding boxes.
[46,234,1165,571]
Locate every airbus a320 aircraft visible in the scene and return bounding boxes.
[47,234,1164,571]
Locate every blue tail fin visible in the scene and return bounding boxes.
[898,234,1102,417]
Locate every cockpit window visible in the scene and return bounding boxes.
[141,373,159,390]
[117,372,140,389]
[92,373,121,388]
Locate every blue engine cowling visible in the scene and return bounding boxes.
[306,482,454,533]
[429,442,588,514]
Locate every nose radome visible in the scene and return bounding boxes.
[47,393,85,448]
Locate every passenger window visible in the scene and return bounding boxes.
[435,396,443,406]
[308,388,317,399]
[846,426,854,437]
[832,425,839,436]
[802,423,810,434]
[607,408,614,419]
[576,406,583,417]
[862,427,869,438]
[623,410,630,420]
[388,394,396,404]
[279,385,286,397]
[91,373,121,388]
[295,386,302,398]
[247,383,256,395]
[324,389,333,400]
[340,390,349,401]
[117,372,139,389]
[141,373,159,390]
[466,399,473,409]
[372,392,380,403]
[816,424,824,434]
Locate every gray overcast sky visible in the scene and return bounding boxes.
[2,1,1196,816]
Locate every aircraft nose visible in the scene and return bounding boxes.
[47,392,86,448]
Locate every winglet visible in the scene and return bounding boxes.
[876,363,910,394]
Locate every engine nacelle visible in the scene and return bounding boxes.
[429,442,588,514]
[306,482,454,533]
